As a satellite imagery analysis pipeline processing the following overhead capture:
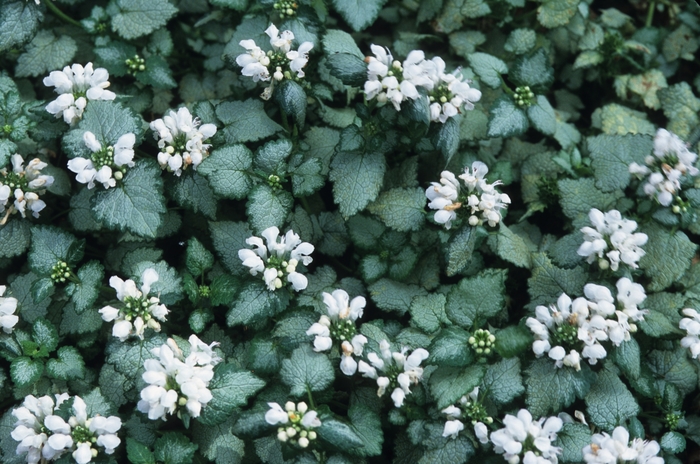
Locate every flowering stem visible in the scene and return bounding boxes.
[44,0,82,28]
[645,1,656,27]
[306,386,316,410]
[498,75,514,96]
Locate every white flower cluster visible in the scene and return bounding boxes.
[239,226,314,291]
[150,107,217,176]
[577,209,647,271]
[306,289,368,376]
[490,409,562,464]
[582,426,663,464]
[99,268,169,341]
[0,154,54,223]
[0,284,18,333]
[425,161,511,229]
[527,278,647,371]
[43,63,116,125]
[441,387,492,443]
[138,335,222,421]
[265,401,321,448]
[236,24,313,99]
[629,128,699,209]
[67,131,135,189]
[358,340,429,408]
[11,394,121,464]
[680,308,700,358]
[364,45,481,121]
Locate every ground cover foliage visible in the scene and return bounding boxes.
[0,0,700,462]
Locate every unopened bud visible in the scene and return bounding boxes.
[298,437,309,448]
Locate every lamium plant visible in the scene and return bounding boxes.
[0,0,699,463]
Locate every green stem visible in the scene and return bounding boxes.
[498,75,514,95]
[306,385,316,410]
[330,257,353,274]
[44,0,82,28]
[299,196,312,214]
[279,108,291,133]
[645,1,656,28]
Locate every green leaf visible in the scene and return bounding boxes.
[487,96,529,138]
[330,150,386,218]
[30,277,53,304]
[468,52,508,89]
[28,225,78,275]
[186,238,214,278]
[322,29,364,58]
[585,368,640,430]
[481,357,525,405]
[526,359,595,417]
[489,223,533,268]
[640,224,697,292]
[537,0,578,28]
[587,134,652,193]
[555,422,591,464]
[658,83,700,139]
[154,432,198,464]
[557,178,624,227]
[247,185,294,234]
[275,80,307,128]
[409,293,448,334]
[0,219,30,258]
[325,53,367,87]
[106,333,167,379]
[510,48,554,90]
[192,418,245,464]
[198,144,254,200]
[661,431,686,454]
[65,261,104,314]
[0,1,43,53]
[10,356,43,387]
[168,172,217,219]
[199,364,265,426]
[613,338,641,380]
[494,324,534,358]
[15,30,76,78]
[445,226,480,277]
[126,438,156,464]
[69,187,102,232]
[32,318,58,354]
[289,155,324,197]
[209,0,248,10]
[210,221,252,276]
[316,211,349,257]
[528,253,587,308]
[216,99,283,144]
[429,365,486,408]
[280,345,335,396]
[92,160,166,238]
[527,95,556,135]
[428,327,473,367]
[367,187,426,233]
[135,54,176,89]
[318,417,365,450]
[419,432,474,464]
[331,0,388,31]
[368,278,427,315]
[46,346,86,381]
[445,269,507,328]
[648,347,697,395]
[347,403,383,456]
[12,272,52,323]
[112,0,178,40]
[130,260,182,306]
[226,282,288,327]
[573,50,604,70]
[663,24,698,62]
[504,28,537,54]
[433,117,460,164]
[93,40,136,77]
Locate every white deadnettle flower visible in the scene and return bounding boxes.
[425,56,482,123]
[629,128,698,209]
[11,394,70,464]
[98,268,169,341]
[364,46,426,111]
[441,387,493,440]
[43,62,116,125]
[357,340,429,407]
[577,209,648,271]
[306,289,368,375]
[582,426,663,464]
[137,335,222,421]
[0,285,19,333]
[67,131,135,189]
[0,154,54,223]
[266,402,320,448]
[66,396,122,464]
[425,162,510,229]
[238,226,314,291]
[150,107,217,176]
[490,409,563,464]
[680,308,700,358]
[235,24,313,99]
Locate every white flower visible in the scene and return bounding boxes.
[238,226,313,291]
[577,209,648,271]
[490,409,562,464]
[0,154,54,223]
[12,394,69,464]
[363,46,426,110]
[67,396,122,463]
[425,170,462,229]
[425,57,482,123]
[150,107,217,176]
[0,285,19,333]
[268,402,320,447]
[680,308,700,358]
[99,268,169,341]
[43,63,116,124]
[583,426,663,464]
[68,131,135,189]
[442,420,464,439]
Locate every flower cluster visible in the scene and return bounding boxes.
[43,62,116,125]
[67,131,135,189]
[138,335,222,421]
[629,128,699,209]
[490,409,562,464]
[265,402,321,448]
[364,45,481,121]
[680,308,700,358]
[527,278,647,370]
[11,394,121,464]
[0,154,54,223]
[306,289,368,375]
[239,226,314,291]
[577,209,648,271]
[442,387,492,441]
[582,426,663,464]
[0,284,18,333]
[99,268,169,341]
[358,340,429,408]
[150,107,217,176]
[236,24,313,99]
[425,161,511,229]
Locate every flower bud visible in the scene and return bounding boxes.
[298,437,309,448]
[297,402,308,414]
[285,401,296,412]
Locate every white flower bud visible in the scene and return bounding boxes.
[298,437,309,448]
[297,402,308,414]
[285,401,296,412]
